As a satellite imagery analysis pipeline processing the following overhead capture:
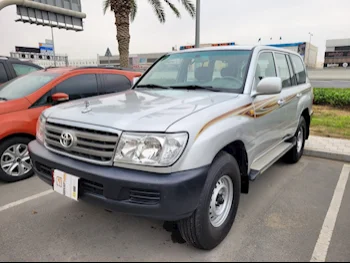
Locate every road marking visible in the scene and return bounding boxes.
[310,164,350,262]
[0,190,53,213]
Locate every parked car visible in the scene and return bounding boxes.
[29,46,313,250]
[0,56,42,84]
[0,66,141,182]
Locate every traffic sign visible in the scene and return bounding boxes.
[105,48,112,57]
[39,43,54,55]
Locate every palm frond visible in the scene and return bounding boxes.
[163,0,180,18]
[148,0,166,23]
[130,0,138,21]
[102,0,111,14]
[178,0,195,18]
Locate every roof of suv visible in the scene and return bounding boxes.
[171,45,301,57]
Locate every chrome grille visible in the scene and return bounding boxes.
[44,122,119,165]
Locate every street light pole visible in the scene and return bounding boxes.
[195,0,200,48]
[51,26,57,67]
[308,32,313,68]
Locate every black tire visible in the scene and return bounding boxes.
[178,152,241,250]
[284,116,307,164]
[0,136,35,182]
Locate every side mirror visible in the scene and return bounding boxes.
[253,77,282,97]
[133,77,140,85]
[52,93,69,104]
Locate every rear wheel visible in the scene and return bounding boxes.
[178,152,241,250]
[0,137,34,182]
[284,116,306,164]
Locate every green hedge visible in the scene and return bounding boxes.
[313,88,350,107]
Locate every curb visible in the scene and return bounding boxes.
[304,148,350,163]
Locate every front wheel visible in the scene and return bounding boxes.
[284,116,306,164]
[178,152,241,250]
[0,137,34,182]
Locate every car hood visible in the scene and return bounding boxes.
[0,98,31,115]
[45,89,239,131]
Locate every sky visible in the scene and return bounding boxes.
[0,0,349,62]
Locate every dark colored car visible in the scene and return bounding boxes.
[0,56,43,84]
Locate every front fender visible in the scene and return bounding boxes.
[174,115,255,171]
[0,119,35,140]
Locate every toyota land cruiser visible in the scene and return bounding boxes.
[29,46,313,250]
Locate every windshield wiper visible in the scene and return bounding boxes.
[169,85,221,92]
[136,84,172,89]
[0,97,7,101]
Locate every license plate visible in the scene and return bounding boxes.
[53,170,79,201]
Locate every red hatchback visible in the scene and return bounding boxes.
[0,66,141,182]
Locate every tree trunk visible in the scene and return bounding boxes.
[114,1,131,68]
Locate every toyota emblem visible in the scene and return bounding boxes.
[60,131,74,149]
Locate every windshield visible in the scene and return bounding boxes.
[0,72,58,101]
[136,50,252,93]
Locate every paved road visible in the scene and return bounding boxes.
[311,80,350,88]
[0,157,349,262]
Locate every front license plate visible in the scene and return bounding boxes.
[53,170,79,201]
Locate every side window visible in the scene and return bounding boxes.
[286,56,297,86]
[0,63,9,83]
[55,74,98,100]
[100,74,131,94]
[12,63,39,76]
[275,53,293,88]
[255,52,277,83]
[255,52,277,86]
[290,55,307,85]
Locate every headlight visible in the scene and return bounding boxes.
[36,114,47,143]
[114,132,188,166]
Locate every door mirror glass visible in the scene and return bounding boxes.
[254,77,282,96]
[52,92,69,103]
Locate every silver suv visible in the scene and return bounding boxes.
[29,46,313,250]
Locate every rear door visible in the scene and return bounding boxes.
[0,62,10,84]
[99,73,132,95]
[274,52,299,138]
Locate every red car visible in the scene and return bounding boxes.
[0,66,141,182]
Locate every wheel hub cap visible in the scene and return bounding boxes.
[209,175,234,228]
[1,144,32,177]
[297,127,304,153]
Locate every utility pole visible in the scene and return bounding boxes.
[51,27,57,67]
[195,0,200,48]
[308,32,313,68]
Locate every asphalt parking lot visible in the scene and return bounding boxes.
[0,156,349,262]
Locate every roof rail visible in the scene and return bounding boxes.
[73,66,137,71]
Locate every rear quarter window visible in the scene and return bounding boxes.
[100,74,131,94]
[290,55,307,85]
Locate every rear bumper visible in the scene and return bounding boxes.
[29,140,209,221]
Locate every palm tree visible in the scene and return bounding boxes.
[103,0,196,68]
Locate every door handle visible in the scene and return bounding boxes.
[296,93,302,98]
[278,99,285,106]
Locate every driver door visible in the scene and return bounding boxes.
[251,52,285,161]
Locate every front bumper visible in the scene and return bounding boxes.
[29,140,209,221]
